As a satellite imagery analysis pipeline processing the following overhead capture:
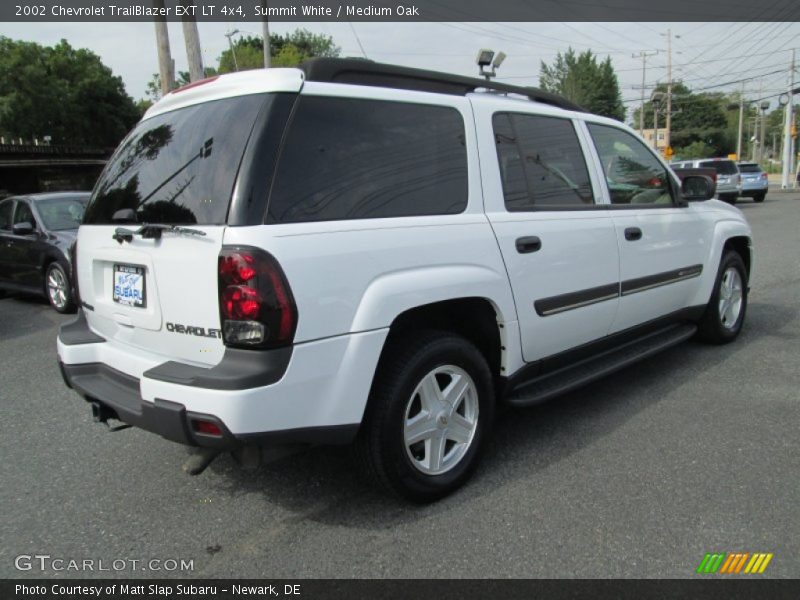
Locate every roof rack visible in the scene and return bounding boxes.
[299,58,586,113]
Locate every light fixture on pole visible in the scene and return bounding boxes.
[224,29,240,72]
[476,49,506,81]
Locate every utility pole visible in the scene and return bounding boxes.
[180,0,204,82]
[153,0,175,96]
[736,81,745,161]
[781,49,795,189]
[661,29,679,152]
[633,50,659,136]
[262,1,271,68]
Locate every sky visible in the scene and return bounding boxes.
[1,21,798,124]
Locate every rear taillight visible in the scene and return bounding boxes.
[736,174,741,184]
[218,246,297,349]
[69,240,80,306]
[761,172,768,180]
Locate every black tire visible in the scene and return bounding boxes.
[355,330,495,502]
[720,194,737,205]
[753,192,766,203]
[696,251,748,344]
[44,262,76,314]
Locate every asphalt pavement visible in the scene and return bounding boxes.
[1,194,798,579]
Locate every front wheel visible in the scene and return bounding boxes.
[45,262,76,314]
[356,331,495,502]
[696,251,748,344]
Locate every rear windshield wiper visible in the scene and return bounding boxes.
[112,224,207,244]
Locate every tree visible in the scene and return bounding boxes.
[539,48,625,121]
[218,29,340,73]
[0,37,139,147]
[631,82,732,156]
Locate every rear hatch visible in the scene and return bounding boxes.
[77,91,275,367]
[699,160,739,190]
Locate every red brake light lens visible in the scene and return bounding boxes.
[218,247,297,349]
[192,419,222,437]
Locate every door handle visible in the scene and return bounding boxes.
[624,227,642,241]
[515,236,542,254]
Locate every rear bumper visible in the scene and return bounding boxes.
[57,311,387,449]
[740,181,768,195]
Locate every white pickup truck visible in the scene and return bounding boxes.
[57,59,752,502]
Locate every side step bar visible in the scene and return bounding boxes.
[506,323,697,407]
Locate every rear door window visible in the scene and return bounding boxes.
[267,96,468,223]
[493,113,594,210]
[83,95,268,225]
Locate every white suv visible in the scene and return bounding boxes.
[57,59,753,501]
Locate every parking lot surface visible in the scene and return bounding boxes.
[1,194,798,578]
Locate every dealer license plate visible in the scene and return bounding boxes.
[113,264,146,308]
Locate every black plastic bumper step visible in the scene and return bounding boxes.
[507,323,697,407]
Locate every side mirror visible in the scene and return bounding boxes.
[12,221,34,235]
[112,208,137,223]
[681,175,716,202]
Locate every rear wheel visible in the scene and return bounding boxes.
[45,262,76,314]
[696,251,748,344]
[356,331,494,502]
[720,194,737,205]
[753,192,766,203]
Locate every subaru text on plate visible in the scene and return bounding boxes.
[57,60,753,502]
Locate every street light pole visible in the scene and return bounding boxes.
[224,29,240,72]
[633,50,659,136]
[262,1,270,68]
[737,81,744,161]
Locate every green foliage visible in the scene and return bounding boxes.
[673,140,716,160]
[539,48,625,121]
[218,29,340,73]
[631,82,734,155]
[0,36,139,147]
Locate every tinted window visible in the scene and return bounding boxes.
[588,123,675,205]
[737,163,761,173]
[37,196,88,231]
[699,160,738,175]
[268,96,467,223]
[493,113,593,210]
[13,201,36,227]
[0,199,12,231]
[84,95,267,226]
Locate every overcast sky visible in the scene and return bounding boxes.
[1,21,797,122]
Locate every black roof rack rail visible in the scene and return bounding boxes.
[299,58,586,113]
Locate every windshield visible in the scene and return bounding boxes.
[699,160,738,175]
[37,196,88,231]
[83,94,268,226]
[738,163,762,173]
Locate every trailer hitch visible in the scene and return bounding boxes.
[91,401,132,432]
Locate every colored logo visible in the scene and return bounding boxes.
[696,552,773,574]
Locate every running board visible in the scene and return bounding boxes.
[506,323,697,407]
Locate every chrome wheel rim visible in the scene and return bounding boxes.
[718,267,743,330]
[47,267,68,309]
[403,365,479,476]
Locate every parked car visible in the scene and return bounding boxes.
[0,192,89,312]
[57,60,752,501]
[737,162,768,202]
[671,158,741,204]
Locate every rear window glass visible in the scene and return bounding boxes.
[267,96,468,223]
[738,163,762,173]
[83,95,267,225]
[699,160,738,175]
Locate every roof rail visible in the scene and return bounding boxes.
[299,58,586,112]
